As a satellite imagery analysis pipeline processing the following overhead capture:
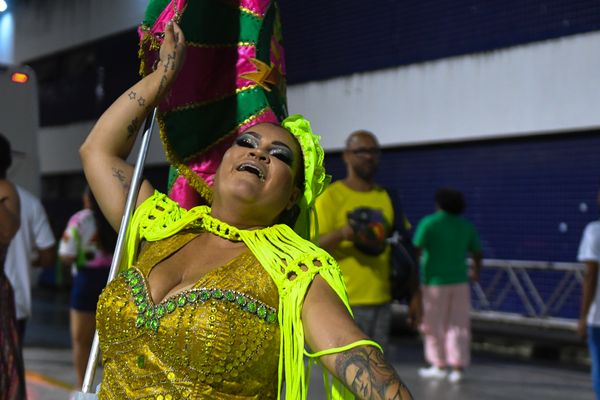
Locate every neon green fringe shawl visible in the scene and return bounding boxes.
[121,191,377,399]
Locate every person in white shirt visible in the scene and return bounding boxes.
[5,185,56,346]
[578,188,600,400]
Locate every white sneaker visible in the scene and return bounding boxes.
[418,365,447,379]
[447,370,463,383]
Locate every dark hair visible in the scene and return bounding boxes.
[0,133,12,178]
[86,188,118,253]
[435,188,465,215]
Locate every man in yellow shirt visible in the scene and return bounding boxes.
[316,130,394,349]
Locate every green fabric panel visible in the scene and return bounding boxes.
[142,0,171,27]
[239,12,263,42]
[255,2,274,61]
[167,165,179,189]
[163,87,270,160]
[264,87,287,121]
[178,1,262,44]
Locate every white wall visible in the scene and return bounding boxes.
[288,31,600,150]
[38,121,167,174]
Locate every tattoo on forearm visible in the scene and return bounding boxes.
[127,89,147,108]
[126,117,140,139]
[111,168,131,192]
[335,347,412,400]
[157,75,168,97]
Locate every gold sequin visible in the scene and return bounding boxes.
[96,233,280,399]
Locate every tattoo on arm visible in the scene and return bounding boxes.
[157,75,168,96]
[126,117,140,139]
[111,168,131,192]
[335,346,412,400]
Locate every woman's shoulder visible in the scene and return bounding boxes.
[133,191,204,241]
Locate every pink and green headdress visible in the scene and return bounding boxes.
[138,0,288,209]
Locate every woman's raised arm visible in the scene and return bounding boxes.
[80,22,186,231]
[302,276,413,400]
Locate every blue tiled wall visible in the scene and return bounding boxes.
[280,1,600,83]
[323,131,600,318]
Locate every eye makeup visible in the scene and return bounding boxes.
[235,132,295,166]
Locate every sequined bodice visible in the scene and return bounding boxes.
[96,230,280,399]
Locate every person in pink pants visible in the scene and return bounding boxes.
[412,188,483,383]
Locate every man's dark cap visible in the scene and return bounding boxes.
[0,133,12,172]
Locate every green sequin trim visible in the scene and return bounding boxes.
[121,268,277,332]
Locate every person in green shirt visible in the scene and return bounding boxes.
[412,188,482,384]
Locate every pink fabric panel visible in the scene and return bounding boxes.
[160,47,240,110]
[150,0,188,36]
[240,0,271,16]
[420,284,471,368]
[158,45,261,111]
[236,45,260,88]
[170,176,203,210]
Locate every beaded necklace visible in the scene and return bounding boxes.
[197,207,275,243]
[198,209,243,242]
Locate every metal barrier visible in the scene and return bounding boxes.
[470,259,584,331]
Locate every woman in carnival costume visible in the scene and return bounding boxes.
[80,11,413,400]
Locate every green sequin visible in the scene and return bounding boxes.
[135,315,145,328]
[246,301,257,313]
[126,268,278,333]
[150,319,159,331]
[236,295,247,306]
[200,290,210,301]
[156,305,166,317]
[257,305,267,319]
[137,355,145,369]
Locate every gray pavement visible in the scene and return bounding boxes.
[23,286,595,399]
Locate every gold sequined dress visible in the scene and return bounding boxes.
[96,229,280,399]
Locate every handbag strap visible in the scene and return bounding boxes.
[385,186,410,237]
